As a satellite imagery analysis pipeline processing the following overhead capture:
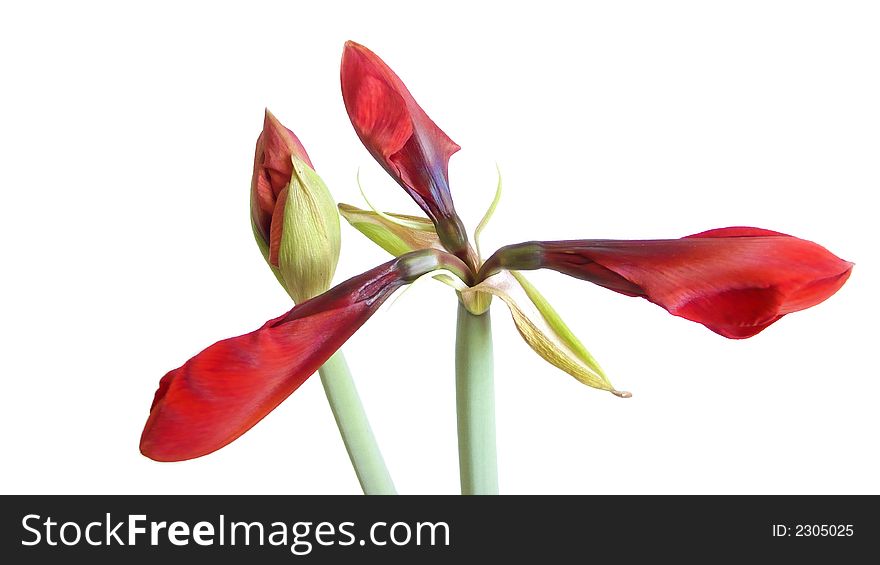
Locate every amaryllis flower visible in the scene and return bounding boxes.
[336,41,852,492]
[339,40,851,382]
[141,41,852,495]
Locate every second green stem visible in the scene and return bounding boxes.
[455,302,498,495]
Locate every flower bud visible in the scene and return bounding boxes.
[251,111,341,302]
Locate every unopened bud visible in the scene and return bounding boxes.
[251,111,341,302]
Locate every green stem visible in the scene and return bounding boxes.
[319,351,396,495]
[455,303,498,495]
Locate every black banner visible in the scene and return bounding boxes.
[2,495,876,562]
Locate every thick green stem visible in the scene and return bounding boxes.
[455,303,498,495]
[319,351,396,495]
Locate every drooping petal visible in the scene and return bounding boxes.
[462,271,622,394]
[140,249,463,462]
[341,41,469,256]
[250,110,314,246]
[482,228,853,339]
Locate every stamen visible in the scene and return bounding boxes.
[474,163,503,262]
[386,268,470,310]
[357,169,437,232]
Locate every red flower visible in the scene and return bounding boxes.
[481,227,853,338]
[338,41,852,392]
[141,250,467,461]
[145,40,855,469]
[341,41,469,258]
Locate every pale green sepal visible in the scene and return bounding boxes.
[462,272,628,396]
[338,204,463,292]
[510,271,607,377]
[351,222,413,257]
[338,203,443,256]
[277,156,341,303]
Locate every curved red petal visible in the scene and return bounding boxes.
[260,110,313,187]
[341,41,462,232]
[267,186,288,268]
[525,230,853,338]
[672,287,785,338]
[251,164,275,243]
[140,260,406,462]
[341,68,413,165]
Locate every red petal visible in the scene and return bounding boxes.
[260,110,313,188]
[341,69,413,165]
[140,259,407,462]
[495,229,852,339]
[250,111,313,244]
[267,186,288,268]
[341,41,462,232]
[250,157,275,244]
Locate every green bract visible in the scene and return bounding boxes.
[274,156,341,303]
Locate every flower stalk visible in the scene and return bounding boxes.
[455,303,498,495]
[318,351,396,495]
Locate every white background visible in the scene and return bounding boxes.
[2,1,877,494]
